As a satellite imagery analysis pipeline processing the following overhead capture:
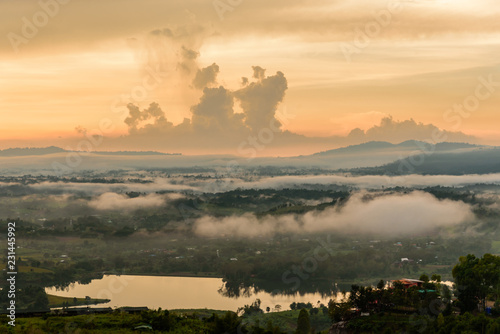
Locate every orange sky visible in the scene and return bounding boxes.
[1,0,500,153]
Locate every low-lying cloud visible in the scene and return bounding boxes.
[88,192,167,211]
[19,173,500,196]
[228,174,500,191]
[29,180,196,195]
[194,191,474,237]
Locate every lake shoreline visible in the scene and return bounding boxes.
[104,272,223,279]
[45,275,336,312]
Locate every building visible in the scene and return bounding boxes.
[392,278,424,289]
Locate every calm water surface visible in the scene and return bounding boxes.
[46,275,339,311]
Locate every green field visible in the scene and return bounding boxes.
[0,309,333,334]
[245,309,331,333]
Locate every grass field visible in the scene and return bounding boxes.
[2,313,143,333]
[244,309,331,333]
[2,309,332,333]
[17,265,53,274]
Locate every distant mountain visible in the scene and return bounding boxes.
[92,151,180,156]
[0,146,66,157]
[311,140,479,157]
[0,147,178,157]
[350,147,500,175]
[311,141,395,156]
[0,141,493,174]
[269,141,484,170]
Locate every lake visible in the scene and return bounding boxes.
[46,275,340,311]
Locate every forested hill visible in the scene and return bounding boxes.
[0,147,176,157]
[310,140,480,157]
[0,146,66,156]
[350,148,500,175]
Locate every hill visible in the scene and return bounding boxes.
[0,147,176,157]
[0,141,493,174]
[311,140,479,157]
[350,147,500,175]
[0,146,66,157]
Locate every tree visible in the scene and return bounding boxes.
[238,299,263,316]
[328,299,352,322]
[437,313,444,328]
[486,321,500,334]
[213,311,241,334]
[452,254,500,313]
[296,308,311,334]
[147,309,172,331]
[431,274,442,282]
[419,274,429,283]
[266,320,286,334]
[349,284,375,312]
[32,290,49,311]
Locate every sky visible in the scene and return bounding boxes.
[1,0,500,155]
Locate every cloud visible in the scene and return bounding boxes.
[191,86,244,133]
[75,126,87,135]
[2,0,499,56]
[1,8,483,155]
[29,180,195,195]
[224,174,500,191]
[234,70,288,132]
[121,23,212,127]
[117,24,287,145]
[16,173,500,195]
[88,192,166,211]
[114,22,289,146]
[112,66,288,151]
[194,191,474,237]
[136,24,206,77]
[108,49,473,154]
[252,66,266,80]
[192,63,220,89]
[347,116,475,143]
[125,102,172,134]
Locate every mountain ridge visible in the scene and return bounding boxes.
[309,140,481,157]
[0,141,485,158]
[0,147,179,157]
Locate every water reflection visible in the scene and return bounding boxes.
[218,278,344,300]
[218,280,255,298]
[46,275,339,312]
